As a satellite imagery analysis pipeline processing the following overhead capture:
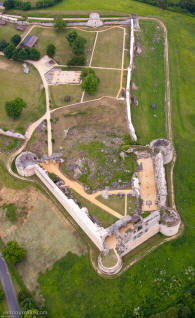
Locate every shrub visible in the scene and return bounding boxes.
[66,30,78,46]
[80,68,95,80]
[72,36,86,56]
[11,34,21,46]
[0,40,8,52]
[54,18,66,32]
[2,241,26,264]
[47,44,56,58]
[3,203,17,222]
[3,43,16,59]
[5,97,27,119]
[81,71,99,95]
[67,55,86,66]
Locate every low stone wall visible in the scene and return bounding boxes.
[0,129,25,140]
[34,165,107,251]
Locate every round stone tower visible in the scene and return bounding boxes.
[149,138,174,165]
[15,151,38,177]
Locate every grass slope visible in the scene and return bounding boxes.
[131,20,166,144]
[0,57,45,131]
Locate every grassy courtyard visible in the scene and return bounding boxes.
[0,57,45,131]
[91,27,124,68]
[96,194,125,215]
[30,26,96,65]
[84,69,121,100]
[0,23,26,41]
[131,20,166,145]
[50,84,82,108]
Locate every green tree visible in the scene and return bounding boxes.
[54,18,66,32]
[0,40,8,52]
[72,36,86,56]
[46,44,56,58]
[67,55,86,66]
[11,34,21,46]
[81,73,99,95]
[29,48,40,60]
[80,68,95,80]
[66,30,78,45]
[2,241,26,264]
[180,0,195,13]
[3,43,16,59]
[5,97,27,119]
[3,0,15,9]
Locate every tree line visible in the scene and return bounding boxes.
[0,34,40,61]
[4,0,62,11]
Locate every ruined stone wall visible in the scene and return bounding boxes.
[160,223,180,236]
[0,129,25,140]
[34,165,107,251]
[153,152,167,206]
[98,254,122,275]
[126,18,137,141]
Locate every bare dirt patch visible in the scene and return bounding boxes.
[51,98,137,192]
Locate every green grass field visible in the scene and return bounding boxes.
[92,27,124,68]
[0,57,45,131]
[0,23,26,42]
[37,3,195,318]
[84,69,121,100]
[131,20,166,144]
[30,27,95,65]
[97,194,125,215]
[50,84,82,108]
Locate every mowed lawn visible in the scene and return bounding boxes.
[50,84,82,108]
[0,23,26,41]
[30,27,96,65]
[3,198,86,292]
[97,194,125,215]
[92,27,124,68]
[0,56,45,131]
[84,69,121,100]
[131,20,166,144]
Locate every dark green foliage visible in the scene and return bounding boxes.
[47,44,56,58]
[0,40,8,52]
[2,241,26,264]
[72,36,87,56]
[11,34,21,46]
[80,68,95,80]
[3,43,16,59]
[0,288,4,303]
[5,97,27,119]
[81,72,99,95]
[3,203,17,222]
[4,0,62,10]
[29,48,40,60]
[3,0,14,9]
[66,31,87,65]
[180,0,195,13]
[67,55,85,66]
[54,18,66,32]
[66,30,78,45]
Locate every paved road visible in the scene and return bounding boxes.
[0,254,20,318]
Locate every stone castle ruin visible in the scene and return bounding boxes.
[15,138,180,276]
